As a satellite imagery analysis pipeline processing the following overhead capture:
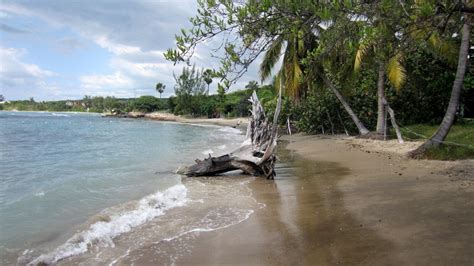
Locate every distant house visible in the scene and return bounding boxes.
[66,101,74,107]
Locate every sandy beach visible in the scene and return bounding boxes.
[117,133,473,265]
[144,112,248,131]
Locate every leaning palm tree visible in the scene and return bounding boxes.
[259,20,371,136]
[352,0,409,137]
[354,40,407,136]
[411,11,471,155]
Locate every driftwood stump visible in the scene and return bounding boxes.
[178,89,282,179]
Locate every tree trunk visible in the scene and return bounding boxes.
[178,89,282,179]
[336,109,350,136]
[383,97,404,144]
[326,109,335,135]
[376,62,386,135]
[287,117,292,135]
[319,72,370,135]
[411,20,471,156]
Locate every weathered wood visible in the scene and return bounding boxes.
[178,88,282,179]
[383,97,404,144]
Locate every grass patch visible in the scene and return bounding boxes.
[394,121,474,160]
[423,144,474,160]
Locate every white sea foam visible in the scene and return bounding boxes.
[34,191,45,197]
[218,127,242,134]
[51,113,70,117]
[29,184,187,265]
[162,208,254,242]
[201,149,214,155]
[218,144,227,150]
[240,138,252,147]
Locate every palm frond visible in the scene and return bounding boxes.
[297,29,305,55]
[428,32,458,66]
[260,35,284,81]
[282,38,303,99]
[273,71,282,93]
[386,52,406,91]
[354,43,369,72]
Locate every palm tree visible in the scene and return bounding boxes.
[203,69,213,95]
[245,80,259,91]
[355,43,407,136]
[259,18,371,136]
[353,1,408,137]
[412,16,471,155]
[259,30,306,101]
[156,83,165,98]
[318,71,370,135]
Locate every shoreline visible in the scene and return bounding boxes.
[3,113,251,266]
[7,111,473,264]
[121,134,473,265]
[109,111,249,131]
[1,109,248,130]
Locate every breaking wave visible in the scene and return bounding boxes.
[29,185,187,265]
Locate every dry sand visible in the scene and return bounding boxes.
[144,112,248,131]
[121,134,473,265]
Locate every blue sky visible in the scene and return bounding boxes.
[0,0,262,101]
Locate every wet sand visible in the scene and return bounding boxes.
[121,135,474,265]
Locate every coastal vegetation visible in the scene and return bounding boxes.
[164,0,473,159]
[2,1,472,160]
[0,83,276,117]
[1,96,166,113]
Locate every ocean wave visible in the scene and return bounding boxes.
[218,127,242,134]
[28,184,187,265]
[162,208,254,242]
[51,113,70,117]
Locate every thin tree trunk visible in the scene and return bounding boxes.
[326,109,335,135]
[411,20,470,155]
[376,62,386,135]
[383,97,404,144]
[287,117,292,135]
[336,108,349,136]
[320,72,370,135]
[387,106,404,144]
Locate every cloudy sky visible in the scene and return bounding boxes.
[0,0,262,101]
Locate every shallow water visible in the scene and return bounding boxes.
[120,142,398,265]
[0,111,248,264]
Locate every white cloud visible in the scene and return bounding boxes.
[95,36,141,55]
[80,72,132,90]
[1,0,265,100]
[0,47,55,78]
[0,47,55,87]
[0,46,60,100]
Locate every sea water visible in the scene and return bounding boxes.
[0,111,257,265]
